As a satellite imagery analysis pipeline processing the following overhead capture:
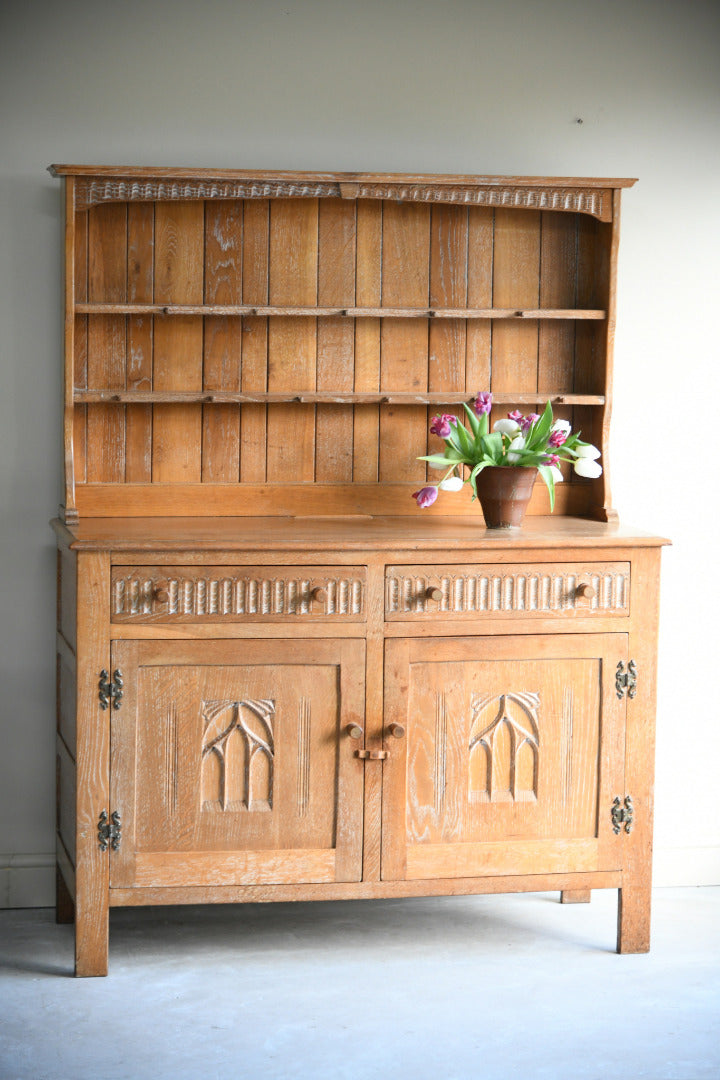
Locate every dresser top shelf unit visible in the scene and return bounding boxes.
[52,166,636,525]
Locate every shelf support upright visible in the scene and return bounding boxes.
[62,175,79,525]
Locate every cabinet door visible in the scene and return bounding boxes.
[110,638,365,889]
[382,634,626,881]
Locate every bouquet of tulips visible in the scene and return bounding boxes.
[412,391,602,510]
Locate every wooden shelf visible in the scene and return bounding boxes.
[74,303,607,321]
[74,391,607,406]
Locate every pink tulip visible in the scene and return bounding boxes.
[543,454,560,466]
[473,391,492,415]
[520,412,540,433]
[429,413,455,438]
[548,429,567,448]
[412,486,439,508]
[508,410,523,422]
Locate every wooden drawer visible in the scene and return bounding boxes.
[385,562,630,619]
[111,565,366,622]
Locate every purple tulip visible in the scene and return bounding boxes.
[543,453,560,466]
[520,412,540,433]
[429,413,455,438]
[473,391,492,415]
[508,409,523,422]
[412,485,439,508]
[548,429,568,448]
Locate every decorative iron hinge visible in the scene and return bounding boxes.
[611,795,634,835]
[615,660,638,700]
[98,809,122,851]
[99,669,123,710]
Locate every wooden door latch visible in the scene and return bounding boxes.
[354,749,389,761]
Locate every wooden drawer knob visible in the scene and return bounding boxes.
[575,583,596,599]
[345,722,364,740]
[148,585,168,603]
[425,586,443,602]
[310,586,327,603]
[387,722,406,739]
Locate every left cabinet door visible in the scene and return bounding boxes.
[109,638,365,889]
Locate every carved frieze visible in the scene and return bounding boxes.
[74,176,610,220]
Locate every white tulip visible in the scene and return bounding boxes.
[548,465,564,483]
[551,418,572,436]
[439,475,464,492]
[574,443,601,460]
[506,434,526,463]
[493,418,520,435]
[574,458,603,478]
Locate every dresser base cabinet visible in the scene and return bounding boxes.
[54,518,664,975]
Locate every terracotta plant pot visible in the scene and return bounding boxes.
[473,465,537,528]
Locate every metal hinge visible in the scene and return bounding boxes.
[99,669,123,711]
[98,810,122,851]
[615,660,637,700]
[611,795,634,835]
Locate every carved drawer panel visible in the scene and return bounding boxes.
[385,562,630,619]
[111,566,366,622]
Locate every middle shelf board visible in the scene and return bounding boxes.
[73,391,607,406]
[74,304,607,320]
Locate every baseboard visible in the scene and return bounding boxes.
[1,846,719,908]
[0,853,55,908]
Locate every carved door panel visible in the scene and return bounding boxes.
[382,634,626,881]
[110,638,365,888]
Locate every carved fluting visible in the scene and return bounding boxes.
[76,178,341,209]
[386,567,629,617]
[561,686,574,808]
[165,704,178,813]
[297,698,311,817]
[434,693,448,813]
[112,571,365,619]
[201,698,275,812]
[469,692,540,803]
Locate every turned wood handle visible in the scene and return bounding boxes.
[150,585,169,603]
[345,722,364,740]
[575,583,596,599]
[425,586,443,602]
[387,722,406,739]
[310,585,327,602]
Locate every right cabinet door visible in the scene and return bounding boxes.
[382,634,627,882]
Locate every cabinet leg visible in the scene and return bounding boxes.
[74,879,109,977]
[560,889,591,904]
[55,866,74,924]
[617,885,651,953]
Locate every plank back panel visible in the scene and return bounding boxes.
[202,201,243,481]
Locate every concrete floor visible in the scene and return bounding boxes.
[0,888,718,1080]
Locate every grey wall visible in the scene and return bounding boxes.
[1,0,719,904]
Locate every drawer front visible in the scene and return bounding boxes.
[112,566,366,622]
[385,562,630,619]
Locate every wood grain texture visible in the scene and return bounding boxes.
[152,202,204,482]
[316,199,356,482]
[202,201,243,481]
[492,209,540,394]
[125,202,154,482]
[380,201,431,481]
[86,202,127,482]
[266,199,318,482]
